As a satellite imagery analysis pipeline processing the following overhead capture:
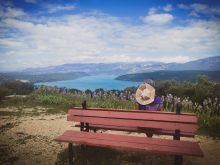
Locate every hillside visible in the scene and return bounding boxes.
[22,62,171,75]
[116,70,220,82]
[0,72,88,83]
[169,56,220,71]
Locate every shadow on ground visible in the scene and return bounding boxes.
[55,145,174,165]
[0,144,19,165]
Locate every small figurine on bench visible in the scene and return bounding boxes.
[135,79,162,111]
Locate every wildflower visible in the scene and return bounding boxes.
[203,99,208,106]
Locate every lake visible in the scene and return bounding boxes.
[36,75,141,91]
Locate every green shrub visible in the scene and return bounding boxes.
[87,98,136,109]
[0,80,34,96]
[0,86,11,100]
[207,117,220,137]
[35,93,71,105]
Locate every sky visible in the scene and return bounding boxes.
[0,0,220,71]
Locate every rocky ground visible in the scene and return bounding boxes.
[0,107,219,165]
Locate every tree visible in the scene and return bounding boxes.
[194,75,214,104]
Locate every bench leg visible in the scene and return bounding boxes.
[68,143,73,165]
[175,155,183,165]
[145,132,153,138]
[145,129,154,138]
[173,129,182,165]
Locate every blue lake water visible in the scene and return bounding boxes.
[36,75,141,91]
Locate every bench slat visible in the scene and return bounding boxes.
[74,124,195,137]
[55,130,203,157]
[68,115,198,133]
[72,107,196,116]
[68,109,197,124]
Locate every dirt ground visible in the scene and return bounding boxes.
[0,107,220,165]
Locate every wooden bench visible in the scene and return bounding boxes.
[73,107,196,137]
[55,102,203,165]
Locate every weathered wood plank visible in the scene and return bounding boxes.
[71,107,196,116]
[67,115,198,133]
[74,124,195,137]
[68,109,197,124]
[55,130,203,157]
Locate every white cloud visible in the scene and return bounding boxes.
[25,0,37,3]
[143,7,174,25]
[0,7,26,18]
[178,3,220,16]
[0,8,220,70]
[163,4,172,12]
[143,13,174,25]
[192,3,220,15]
[158,56,191,63]
[0,39,25,47]
[178,4,189,10]
[191,4,207,11]
[148,7,157,15]
[0,60,6,64]
[44,4,76,13]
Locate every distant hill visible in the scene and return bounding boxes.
[116,70,220,82]
[0,72,88,83]
[22,62,172,75]
[168,56,220,71]
[21,56,220,75]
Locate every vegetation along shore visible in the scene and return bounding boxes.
[0,75,219,137]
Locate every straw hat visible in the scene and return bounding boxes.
[135,83,155,105]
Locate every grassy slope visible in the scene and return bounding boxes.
[1,93,219,138]
[0,72,88,83]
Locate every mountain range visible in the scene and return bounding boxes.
[0,56,219,83]
[22,56,220,75]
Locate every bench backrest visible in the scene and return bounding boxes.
[67,108,198,134]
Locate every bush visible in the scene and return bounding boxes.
[0,86,11,100]
[1,80,34,95]
[157,75,219,104]
[198,113,220,137]
[207,117,220,136]
[35,93,72,105]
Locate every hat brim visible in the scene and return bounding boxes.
[135,84,155,105]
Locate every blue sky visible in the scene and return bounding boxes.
[0,0,220,71]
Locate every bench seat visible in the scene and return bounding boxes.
[55,130,203,157]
